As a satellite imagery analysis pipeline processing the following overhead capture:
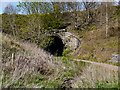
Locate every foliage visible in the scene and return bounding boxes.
[17,2,52,14]
[62,48,72,56]
[115,6,120,15]
[4,4,18,15]
[38,36,55,49]
[40,13,64,29]
[108,26,119,37]
[2,13,64,46]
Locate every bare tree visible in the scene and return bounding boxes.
[118,1,120,6]
[83,2,98,25]
[4,4,18,38]
[4,4,18,15]
[99,2,114,37]
[106,3,108,38]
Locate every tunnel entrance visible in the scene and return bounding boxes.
[44,36,65,56]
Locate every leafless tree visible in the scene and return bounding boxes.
[4,4,18,38]
[4,4,18,15]
[99,2,115,37]
[82,2,98,25]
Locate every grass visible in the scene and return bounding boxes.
[62,48,72,56]
[9,73,60,88]
[74,25,118,61]
[1,33,119,88]
[72,64,118,88]
[2,55,88,88]
[1,33,86,88]
[95,81,118,88]
[1,33,55,88]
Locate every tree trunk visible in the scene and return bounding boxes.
[88,10,90,24]
[74,2,77,28]
[10,24,16,39]
[106,3,108,38]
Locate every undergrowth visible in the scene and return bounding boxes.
[1,33,119,88]
[74,25,118,61]
[72,64,118,88]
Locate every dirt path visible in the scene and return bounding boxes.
[74,59,119,71]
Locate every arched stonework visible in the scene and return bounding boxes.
[44,29,81,56]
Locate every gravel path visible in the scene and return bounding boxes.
[74,59,119,71]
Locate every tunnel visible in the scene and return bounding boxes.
[44,36,65,56]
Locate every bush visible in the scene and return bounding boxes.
[38,36,55,49]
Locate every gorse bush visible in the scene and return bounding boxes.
[38,36,55,49]
[40,13,64,29]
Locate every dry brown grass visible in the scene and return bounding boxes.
[1,33,72,88]
[1,33,57,88]
[1,32,119,88]
[74,26,118,61]
[72,64,118,88]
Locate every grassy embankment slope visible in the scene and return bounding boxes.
[1,32,119,88]
[1,33,86,88]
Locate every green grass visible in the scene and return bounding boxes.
[54,55,88,76]
[62,48,72,56]
[95,79,118,88]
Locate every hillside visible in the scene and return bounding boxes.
[1,33,118,88]
[74,25,119,61]
[67,6,119,62]
[1,3,119,88]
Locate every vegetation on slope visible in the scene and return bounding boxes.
[74,25,119,61]
[1,2,119,88]
[1,33,119,88]
[70,5,119,62]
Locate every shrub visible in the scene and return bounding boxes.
[38,36,55,49]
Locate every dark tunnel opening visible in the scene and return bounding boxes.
[44,36,65,56]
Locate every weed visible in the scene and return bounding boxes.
[62,48,72,56]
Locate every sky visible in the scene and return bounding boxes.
[0,0,119,14]
[0,0,22,14]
